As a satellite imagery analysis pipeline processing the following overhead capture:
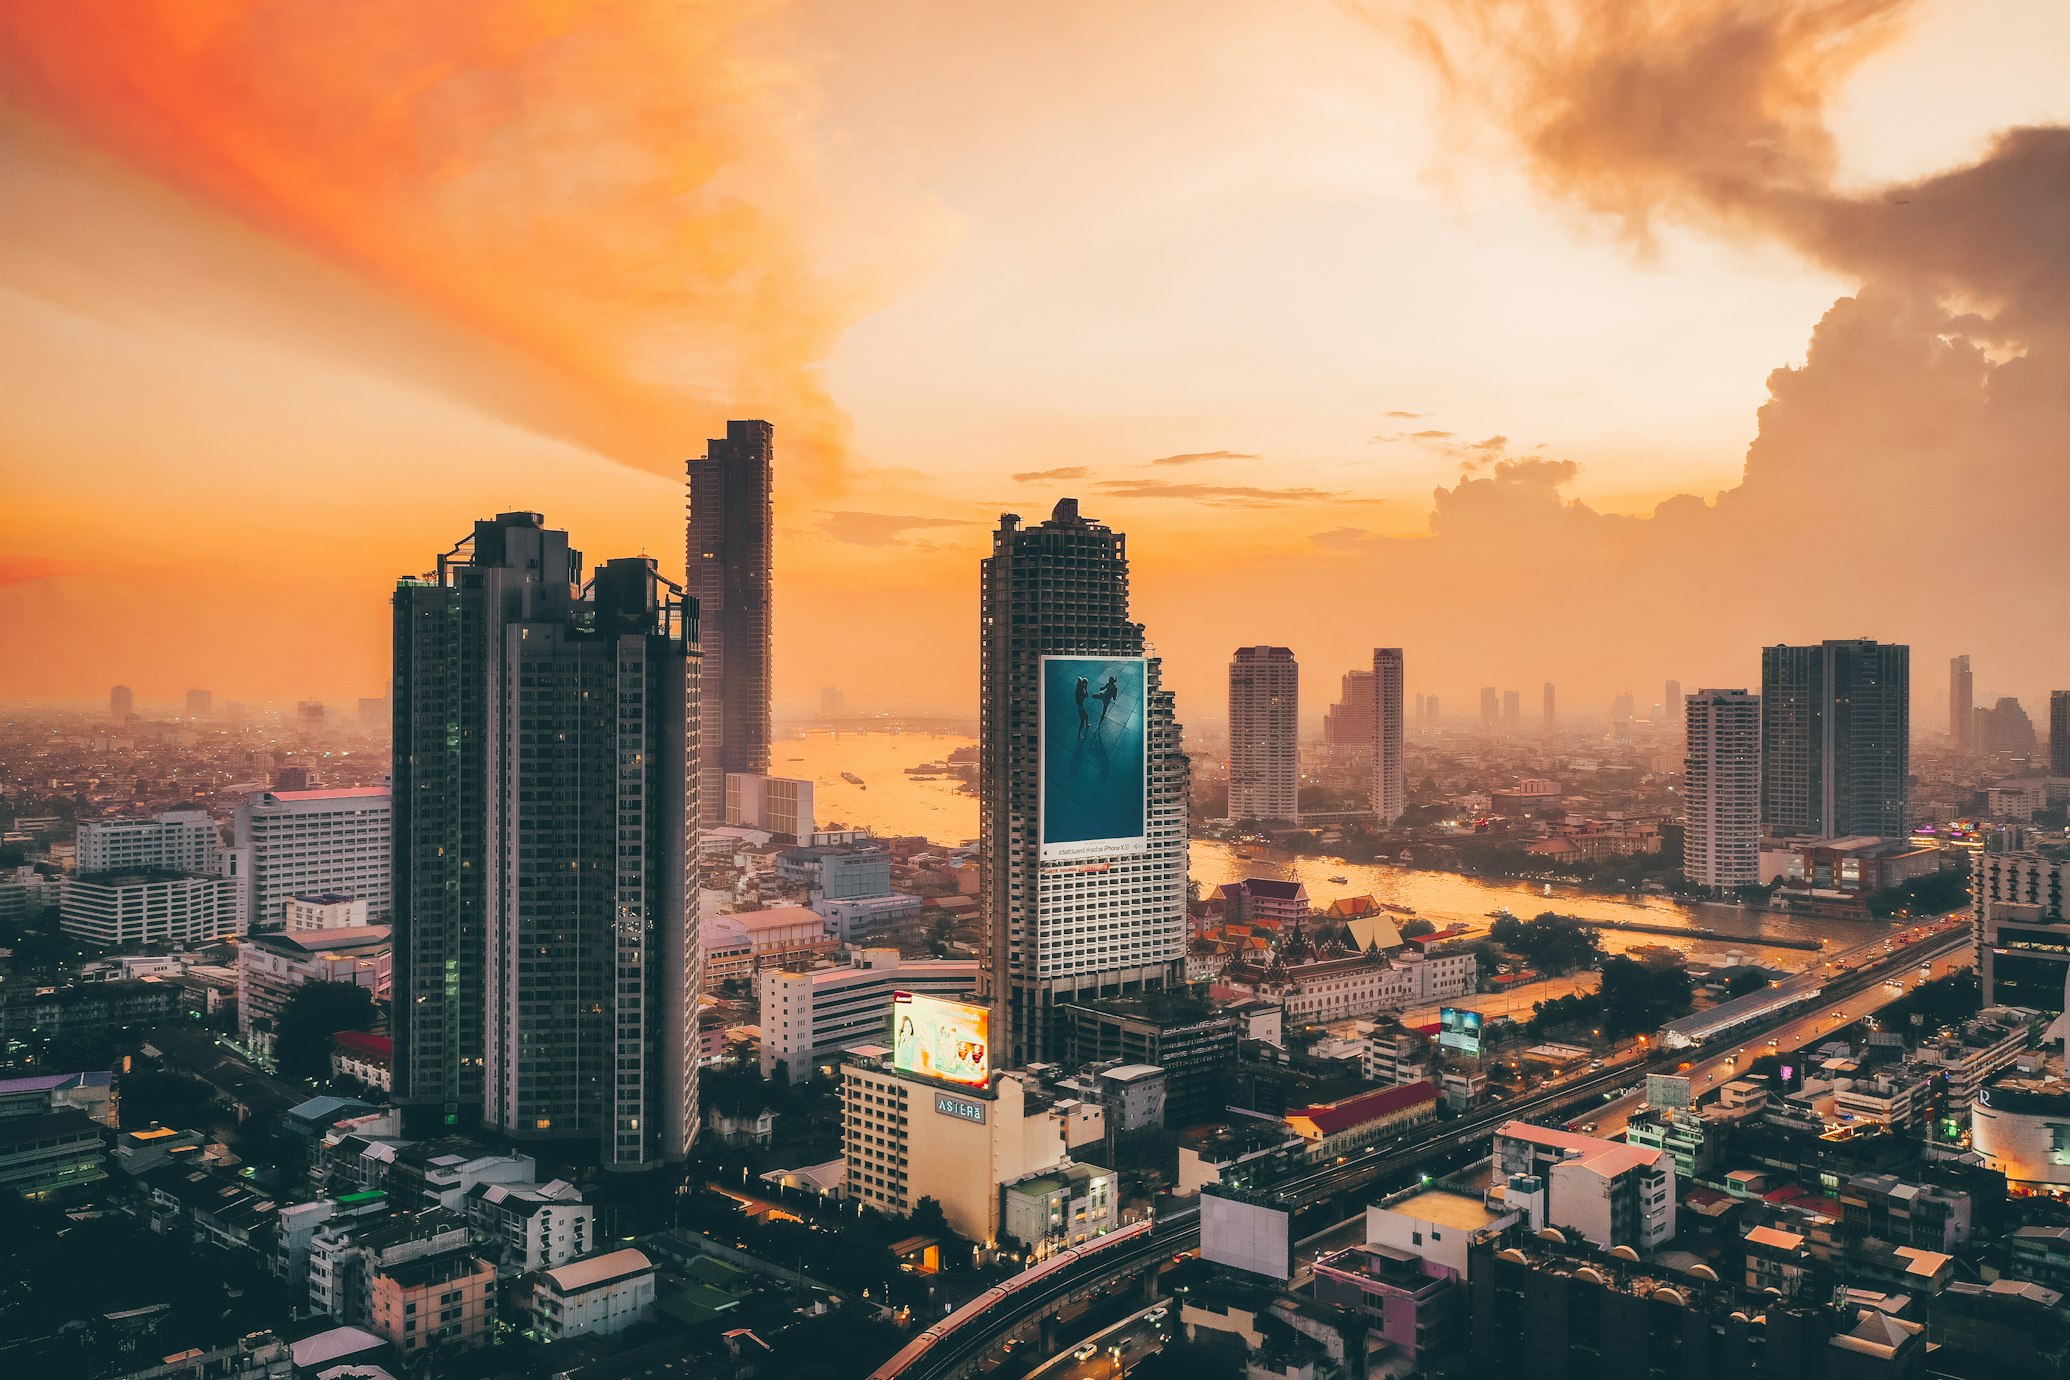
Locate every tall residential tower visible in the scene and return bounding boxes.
[1950,655,1974,751]
[392,513,701,1168]
[1229,646,1299,824]
[978,500,1187,1066]
[1372,649,1405,825]
[1760,639,1910,838]
[686,420,773,826]
[1683,689,1761,891]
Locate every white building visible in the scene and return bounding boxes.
[1002,1161,1118,1255]
[463,1179,594,1273]
[815,892,924,943]
[76,809,219,875]
[1492,1121,1676,1252]
[1372,648,1405,826]
[529,1249,657,1341]
[229,787,392,933]
[60,870,240,947]
[758,949,980,1082]
[1684,689,1761,890]
[841,1054,1081,1247]
[724,773,815,840]
[1228,646,1299,824]
[978,502,1190,1068]
[287,895,372,932]
[237,925,392,1037]
[1221,944,1476,1025]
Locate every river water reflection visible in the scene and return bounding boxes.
[778,730,1885,966]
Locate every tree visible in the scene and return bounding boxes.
[1489,913,1604,975]
[273,981,377,1083]
[1596,956,1694,1038]
[1722,968,1771,997]
[118,1070,218,1129]
[1398,917,1436,939]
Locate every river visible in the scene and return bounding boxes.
[777,730,1884,968]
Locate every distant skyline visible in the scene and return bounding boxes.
[3,3,2069,718]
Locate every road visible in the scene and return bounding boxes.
[1589,933,1973,1137]
[898,927,1972,1380]
[1019,1307,1171,1380]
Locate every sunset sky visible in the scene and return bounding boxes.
[2,1,2067,725]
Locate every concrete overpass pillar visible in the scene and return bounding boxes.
[1139,1266,1162,1303]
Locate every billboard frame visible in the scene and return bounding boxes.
[891,991,993,1089]
[1037,653,1150,862]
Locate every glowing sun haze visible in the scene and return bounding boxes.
[1,0,2066,723]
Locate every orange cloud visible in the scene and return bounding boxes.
[0,1,918,486]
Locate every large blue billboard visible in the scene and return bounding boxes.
[1039,655,1148,860]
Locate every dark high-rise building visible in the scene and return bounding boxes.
[1426,693,1440,725]
[1977,696,2038,757]
[2053,691,2070,778]
[1324,670,1376,747]
[1760,639,1910,838]
[1950,655,1974,750]
[686,420,773,827]
[185,689,212,718]
[1542,681,1555,730]
[392,512,700,1168]
[1611,691,1635,723]
[1228,646,1298,824]
[110,685,133,721]
[1480,686,1499,728]
[1372,649,1405,825]
[978,500,1186,1066]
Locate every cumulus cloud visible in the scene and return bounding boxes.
[1280,0,2070,697]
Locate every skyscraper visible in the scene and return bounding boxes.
[110,685,133,721]
[1324,670,1376,749]
[1760,639,1910,838]
[1480,687,1499,728]
[392,513,700,1167]
[1664,680,1681,720]
[2053,691,2070,779]
[686,420,772,827]
[186,689,212,718]
[1542,682,1556,730]
[1229,647,1299,823]
[1978,696,2038,757]
[1414,692,1427,725]
[1950,656,1974,750]
[978,500,1187,1066]
[1372,649,1405,826]
[1611,691,1635,723]
[1684,689,1760,890]
[1426,694,1440,725]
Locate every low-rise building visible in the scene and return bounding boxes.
[1284,1082,1438,1159]
[463,1179,594,1273]
[331,1030,394,1091]
[529,1248,657,1341]
[1492,1122,1676,1253]
[369,1246,494,1357]
[60,869,242,947]
[1062,992,1241,1127]
[1311,1243,1463,1371]
[0,1106,107,1199]
[0,980,178,1042]
[840,1054,1078,1248]
[756,949,979,1083]
[1840,1173,1972,1252]
[1364,1183,1522,1283]
[1002,1162,1118,1255]
[236,925,392,1037]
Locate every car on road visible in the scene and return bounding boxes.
[1074,1343,1100,1362]
[1145,1306,1169,1322]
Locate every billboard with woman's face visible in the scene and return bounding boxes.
[1039,655,1148,861]
[892,992,991,1087]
